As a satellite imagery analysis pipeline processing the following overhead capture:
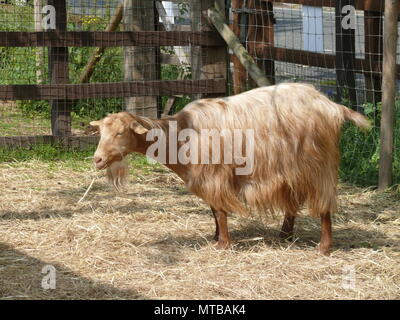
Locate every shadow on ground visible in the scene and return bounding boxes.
[0,243,145,299]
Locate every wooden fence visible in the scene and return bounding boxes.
[0,0,227,147]
[231,0,394,111]
[0,0,397,148]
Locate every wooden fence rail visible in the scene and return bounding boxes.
[0,31,224,47]
[0,80,226,100]
[0,0,227,147]
[270,0,386,12]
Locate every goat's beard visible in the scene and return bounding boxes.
[106,158,128,191]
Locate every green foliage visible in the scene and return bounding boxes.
[339,101,400,186]
[160,64,192,114]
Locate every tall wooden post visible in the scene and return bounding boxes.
[247,0,275,85]
[48,0,71,136]
[208,6,271,87]
[191,0,227,99]
[379,0,399,190]
[335,0,358,110]
[191,0,202,100]
[123,0,158,117]
[154,5,162,118]
[34,0,44,84]
[231,0,247,94]
[364,9,383,106]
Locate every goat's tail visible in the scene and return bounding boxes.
[341,105,372,130]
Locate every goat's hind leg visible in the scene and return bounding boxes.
[211,207,230,250]
[211,207,219,242]
[316,212,332,256]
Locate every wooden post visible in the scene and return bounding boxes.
[48,0,71,136]
[231,0,247,94]
[123,0,158,117]
[247,0,275,85]
[335,0,358,110]
[34,0,44,84]
[191,0,227,99]
[364,9,383,106]
[208,5,271,87]
[154,4,162,118]
[202,0,227,98]
[379,0,399,190]
[191,0,202,100]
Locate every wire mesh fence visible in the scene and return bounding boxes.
[227,1,399,109]
[226,0,399,185]
[0,0,399,185]
[0,0,224,144]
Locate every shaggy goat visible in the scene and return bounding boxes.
[90,83,370,255]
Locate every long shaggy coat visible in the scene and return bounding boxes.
[91,83,370,254]
[172,83,369,218]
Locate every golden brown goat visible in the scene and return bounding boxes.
[90,83,370,255]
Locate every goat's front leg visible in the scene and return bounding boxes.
[279,212,296,241]
[211,207,230,249]
[316,212,332,256]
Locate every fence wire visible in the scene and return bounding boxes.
[0,0,399,185]
[226,0,399,185]
[0,0,211,141]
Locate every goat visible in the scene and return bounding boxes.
[90,83,370,255]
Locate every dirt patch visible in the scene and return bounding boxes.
[0,160,399,299]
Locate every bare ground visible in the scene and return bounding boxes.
[0,159,399,300]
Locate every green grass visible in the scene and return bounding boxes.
[0,113,50,136]
[0,103,94,136]
[0,144,164,174]
[339,101,400,187]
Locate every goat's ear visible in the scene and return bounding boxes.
[130,121,149,135]
[89,120,101,127]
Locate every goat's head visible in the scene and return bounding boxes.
[90,112,149,189]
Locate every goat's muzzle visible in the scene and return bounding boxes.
[93,156,107,170]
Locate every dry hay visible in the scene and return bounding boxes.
[0,159,399,300]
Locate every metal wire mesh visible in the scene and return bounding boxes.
[0,0,398,185]
[0,0,217,144]
[227,1,399,109]
[226,0,400,185]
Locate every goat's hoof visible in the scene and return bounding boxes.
[215,240,230,250]
[316,243,331,256]
[279,231,293,242]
